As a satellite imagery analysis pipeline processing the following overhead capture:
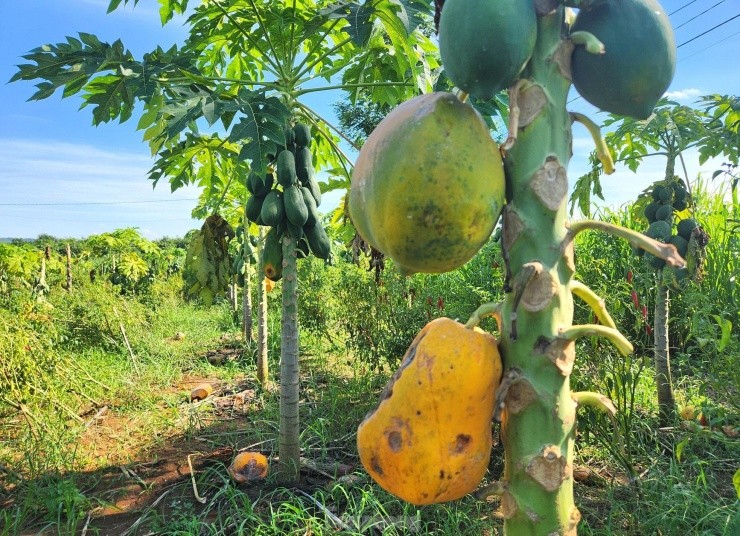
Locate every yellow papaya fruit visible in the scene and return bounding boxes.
[357,317,502,505]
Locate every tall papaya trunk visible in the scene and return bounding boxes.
[257,228,268,386]
[277,235,300,482]
[654,156,676,426]
[498,8,579,534]
[654,275,674,426]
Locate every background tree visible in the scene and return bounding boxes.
[11,0,436,483]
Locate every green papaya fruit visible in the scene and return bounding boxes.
[571,0,676,119]
[659,187,673,204]
[304,221,331,260]
[301,186,319,228]
[295,146,314,185]
[306,177,322,207]
[284,127,296,147]
[673,199,687,211]
[645,252,666,270]
[677,218,698,241]
[646,220,671,241]
[293,123,311,148]
[246,171,259,194]
[652,185,666,202]
[276,149,297,187]
[263,227,283,281]
[254,173,274,197]
[655,204,673,222]
[439,0,537,99]
[260,190,285,227]
[246,195,265,223]
[668,234,688,258]
[644,202,660,223]
[284,185,309,227]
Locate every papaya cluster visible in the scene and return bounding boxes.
[232,230,258,288]
[637,179,696,271]
[245,123,330,281]
[438,0,675,120]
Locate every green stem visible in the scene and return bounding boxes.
[566,220,686,267]
[570,280,616,329]
[570,112,614,174]
[247,0,287,78]
[294,81,415,97]
[560,324,634,356]
[465,302,503,332]
[569,31,605,54]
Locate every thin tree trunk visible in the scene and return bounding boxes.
[242,263,254,342]
[230,278,238,312]
[256,227,268,386]
[654,275,675,426]
[277,235,300,483]
[65,243,72,291]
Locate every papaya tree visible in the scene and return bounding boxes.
[350,0,684,534]
[11,0,435,482]
[572,96,737,425]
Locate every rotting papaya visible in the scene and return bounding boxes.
[571,0,676,119]
[438,0,537,99]
[357,317,502,505]
[263,227,283,281]
[349,92,505,275]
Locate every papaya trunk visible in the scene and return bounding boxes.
[498,7,579,534]
[242,264,254,342]
[654,275,675,426]
[654,156,676,426]
[277,235,300,483]
[257,228,268,386]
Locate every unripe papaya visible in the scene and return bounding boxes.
[304,221,330,260]
[655,204,673,222]
[349,92,505,275]
[254,173,274,197]
[293,123,311,148]
[263,228,283,281]
[246,195,265,224]
[286,220,303,241]
[306,177,322,207]
[571,0,676,119]
[644,202,660,223]
[646,220,671,241]
[276,149,297,187]
[677,218,698,241]
[439,0,537,99]
[260,190,285,227]
[284,185,309,227]
[669,234,688,258]
[357,317,502,505]
[295,146,314,185]
[301,186,319,228]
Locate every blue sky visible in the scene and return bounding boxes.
[1,0,738,239]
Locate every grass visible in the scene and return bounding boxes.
[1,266,738,535]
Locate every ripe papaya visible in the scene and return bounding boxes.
[263,228,283,281]
[439,0,536,99]
[276,149,297,188]
[357,317,502,505]
[246,194,265,224]
[349,92,505,275]
[293,123,311,148]
[284,185,309,227]
[571,0,676,119]
[260,190,285,227]
[304,221,330,260]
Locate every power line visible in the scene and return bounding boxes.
[679,29,740,62]
[678,12,740,48]
[669,0,702,16]
[0,198,198,207]
[674,0,726,30]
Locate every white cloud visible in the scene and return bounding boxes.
[663,88,703,102]
[0,138,201,239]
